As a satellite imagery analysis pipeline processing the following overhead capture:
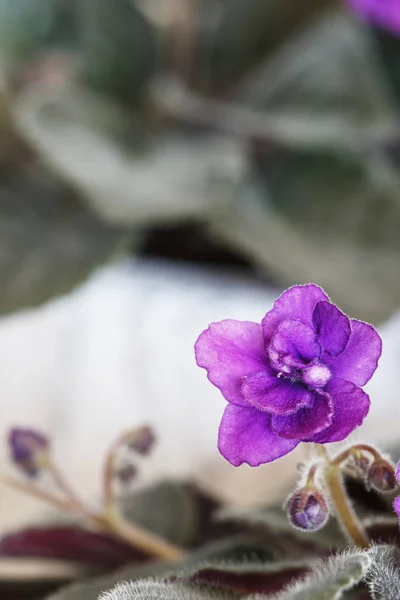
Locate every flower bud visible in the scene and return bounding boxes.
[286,489,329,532]
[127,426,155,456]
[113,463,138,486]
[8,428,50,478]
[368,460,397,492]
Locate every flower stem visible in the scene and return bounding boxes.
[0,473,185,562]
[324,464,369,549]
[314,445,369,548]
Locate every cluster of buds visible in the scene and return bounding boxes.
[2,424,184,562]
[338,444,397,493]
[286,444,398,539]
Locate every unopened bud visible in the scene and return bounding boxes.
[8,428,50,478]
[113,463,138,485]
[368,460,397,492]
[127,426,155,456]
[286,489,329,532]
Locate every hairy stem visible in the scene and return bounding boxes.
[314,446,369,548]
[324,464,369,548]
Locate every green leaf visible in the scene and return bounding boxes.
[200,0,334,90]
[99,580,234,600]
[121,482,216,548]
[251,550,371,600]
[366,545,400,600]
[0,183,127,314]
[77,0,158,104]
[373,29,400,106]
[0,0,74,60]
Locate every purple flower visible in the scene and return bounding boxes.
[195,284,382,467]
[344,0,400,37]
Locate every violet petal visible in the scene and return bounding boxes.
[312,301,351,357]
[309,378,370,443]
[217,405,299,466]
[195,320,265,406]
[325,319,382,386]
[242,371,314,414]
[394,495,400,518]
[269,319,321,365]
[271,392,333,440]
[262,284,329,345]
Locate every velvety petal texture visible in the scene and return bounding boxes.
[218,405,299,467]
[325,320,382,387]
[195,284,382,467]
[195,320,265,407]
[312,301,351,357]
[262,285,329,344]
[242,371,314,414]
[310,378,370,443]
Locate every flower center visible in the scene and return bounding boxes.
[301,362,331,389]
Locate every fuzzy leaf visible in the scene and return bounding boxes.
[180,561,310,595]
[99,580,234,600]
[250,550,371,600]
[366,545,400,600]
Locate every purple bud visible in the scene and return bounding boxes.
[127,426,155,456]
[8,428,50,478]
[287,490,329,532]
[368,460,397,492]
[114,463,138,485]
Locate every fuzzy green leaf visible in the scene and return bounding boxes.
[249,550,371,600]
[99,580,234,600]
[366,545,400,600]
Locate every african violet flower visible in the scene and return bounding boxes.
[195,285,382,467]
[344,0,400,37]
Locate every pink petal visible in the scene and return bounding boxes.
[271,392,333,440]
[242,371,314,414]
[218,405,299,466]
[310,378,370,443]
[312,301,351,357]
[262,285,329,345]
[325,320,382,387]
[195,320,266,407]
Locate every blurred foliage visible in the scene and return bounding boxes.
[0,1,399,319]
[0,474,393,599]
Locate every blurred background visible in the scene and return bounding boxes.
[0,0,399,534]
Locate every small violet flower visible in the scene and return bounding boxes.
[344,0,400,37]
[195,284,382,466]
